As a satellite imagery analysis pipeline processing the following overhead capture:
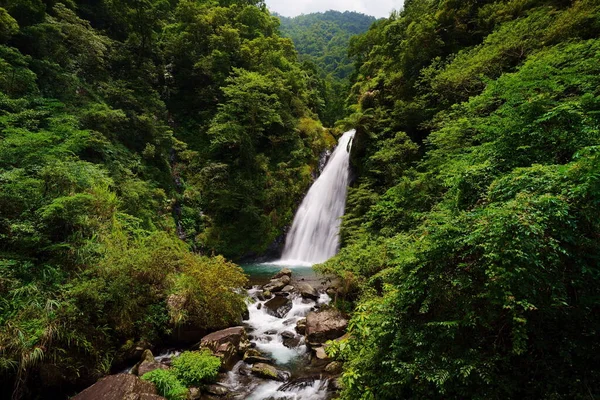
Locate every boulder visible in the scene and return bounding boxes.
[263,290,272,298]
[281,331,295,339]
[264,296,292,318]
[282,336,301,349]
[242,304,250,321]
[272,268,292,280]
[72,374,164,400]
[297,282,319,300]
[263,275,291,292]
[251,363,290,381]
[295,318,307,335]
[206,384,229,396]
[282,285,294,292]
[132,350,168,377]
[200,327,250,371]
[305,309,348,345]
[325,361,343,374]
[243,349,271,364]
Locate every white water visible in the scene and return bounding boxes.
[281,130,355,264]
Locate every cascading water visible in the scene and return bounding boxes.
[280,130,355,264]
[208,132,355,399]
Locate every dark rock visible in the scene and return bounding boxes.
[272,268,292,280]
[132,349,168,377]
[295,318,307,335]
[257,303,262,310]
[264,296,292,318]
[297,282,319,300]
[251,363,290,381]
[281,331,295,339]
[282,336,301,349]
[265,329,278,335]
[72,374,163,400]
[305,309,348,345]
[200,326,250,371]
[242,305,250,321]
[274,291,290,297]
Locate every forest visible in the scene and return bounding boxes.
[1,0,600,399]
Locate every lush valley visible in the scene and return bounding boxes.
[278,11,375,126]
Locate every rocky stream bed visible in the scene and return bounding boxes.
[73,267,348,400]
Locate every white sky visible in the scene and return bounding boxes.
[265,0,403,19]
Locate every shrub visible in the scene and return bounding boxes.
[141,369,187,400]
[171,350,221,387]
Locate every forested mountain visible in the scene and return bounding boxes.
[319,0,600,399]
[0,0,333,398]
[278,11,375,126]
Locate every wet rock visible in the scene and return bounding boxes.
[283,318,295,326]
[72,374,163,400]
[282,336,301,349]
[281,331,295,339]
[206,384,229,396]
[265,329,278,335]
[257,291,266,301]
[325,361,343,373]
[200,326,250,371]
[263,275,291,292]
[274,291,290,297]
[131,349,168,377]
[242,305,250,321]
[282,285,294,292]
[263,290,272,298]
[305,308,348,345]
[264,296,292,318]
[251,363,290,381]
[272,268,292,280]
[295,318,307,335]
[243,349,271,364]
[297,282,319,300]
[256,303,262,310]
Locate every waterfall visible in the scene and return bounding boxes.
[280,130,355,265]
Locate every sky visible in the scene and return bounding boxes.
[264,0,403,19]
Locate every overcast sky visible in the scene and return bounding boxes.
[265,0,403,19]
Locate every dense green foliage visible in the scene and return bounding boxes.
[141,369,188,400]
[278,11,375,125]
[141,350,220,399]
[0,0,330,398]
[171,350,220,387]
[319,0,600,398]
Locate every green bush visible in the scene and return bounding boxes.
[141,369,187,400]
[171,350,221,387]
